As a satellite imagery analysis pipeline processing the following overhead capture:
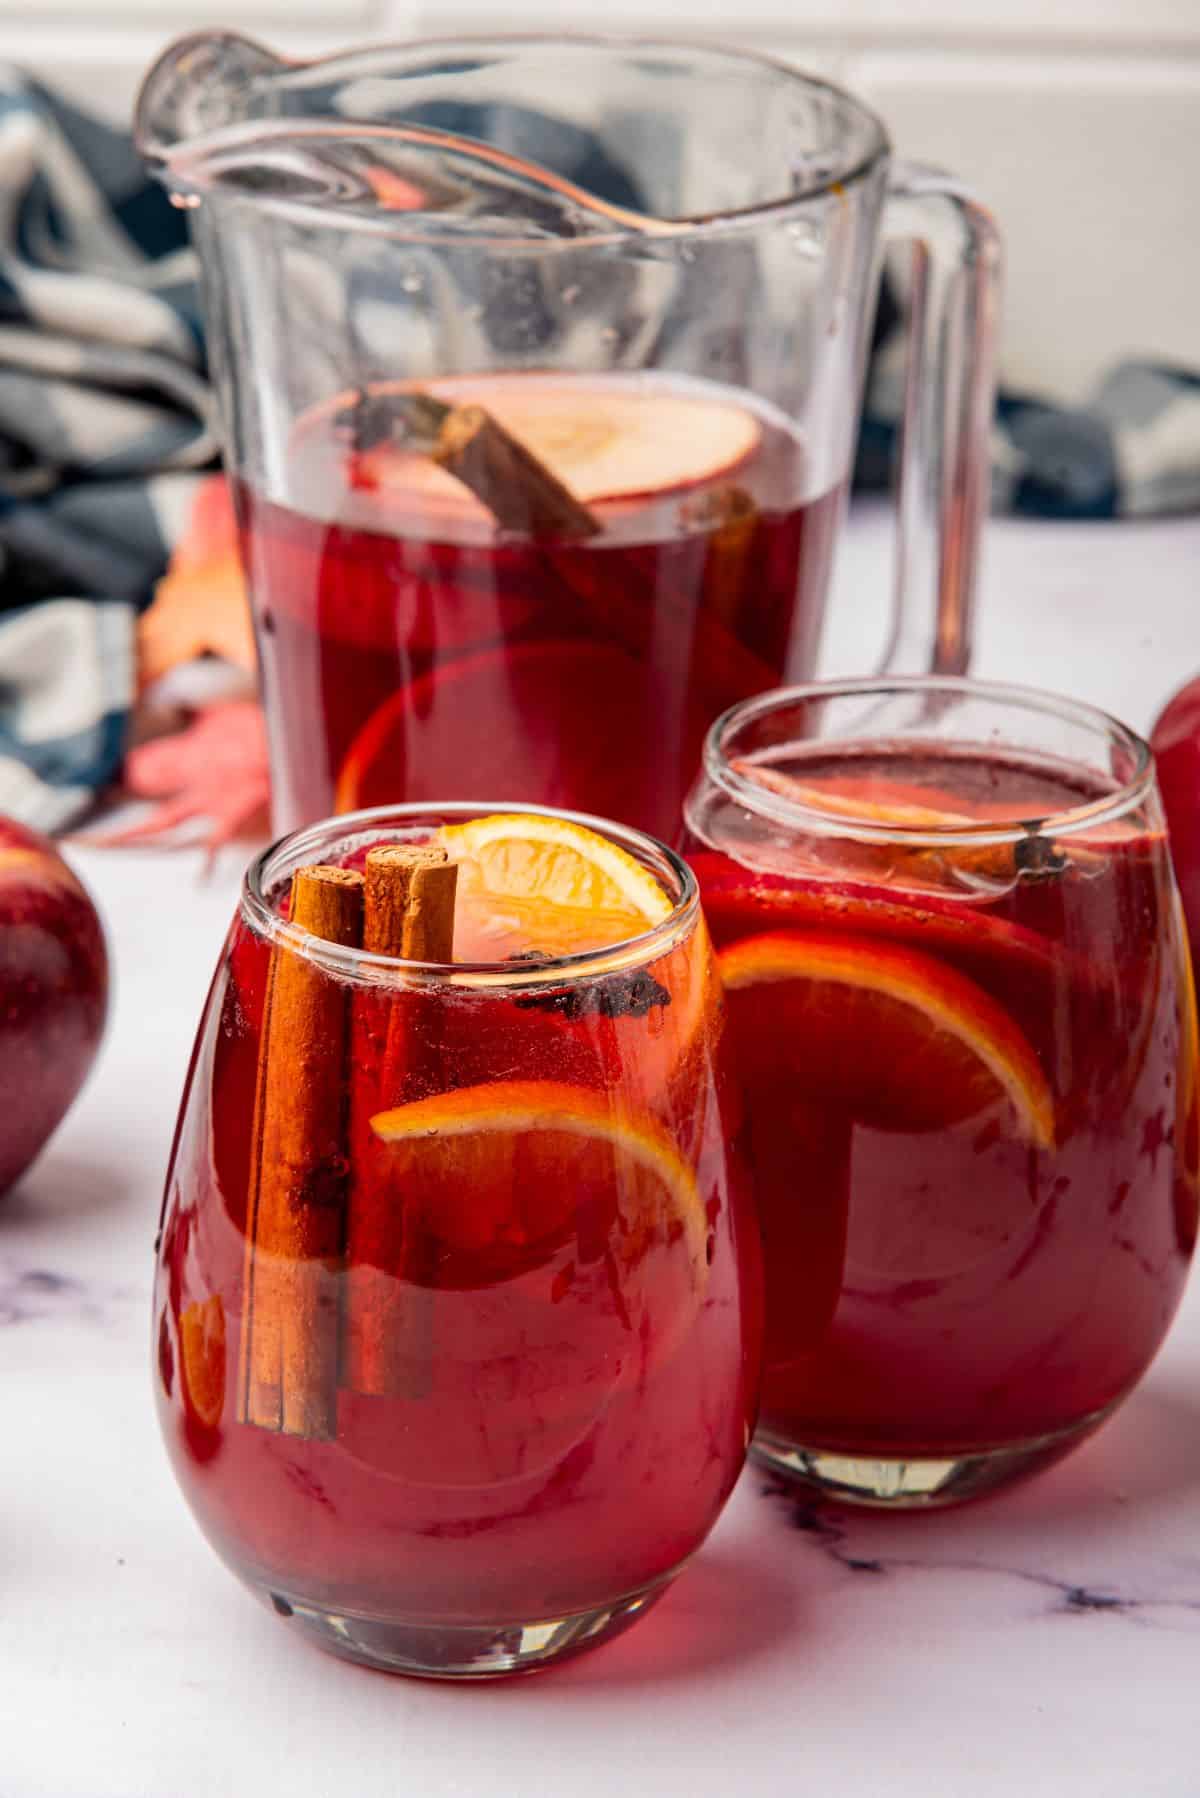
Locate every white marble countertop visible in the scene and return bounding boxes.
[6,504,1200,1798]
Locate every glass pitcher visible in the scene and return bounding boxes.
[136,33,1001,841]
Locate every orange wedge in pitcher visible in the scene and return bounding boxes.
[333,640,663,819]
[719,930,1055,1146]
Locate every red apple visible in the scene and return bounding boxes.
[0,817,108,1195]
[1152,676,1200,973]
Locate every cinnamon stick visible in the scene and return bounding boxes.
[432,403,599,540]
[337,387,599,540]
[345,846,458,1398]
[238,864,364,1439]
[362,844,459,963]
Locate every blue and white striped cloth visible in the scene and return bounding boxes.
[0,72,212,830]
[1,70,1197,832]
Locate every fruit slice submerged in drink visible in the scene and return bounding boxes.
[718,929,1053,1144]
[179,1295,226,1431]
[692,848,1061,1038]
[354,1070,712,1486]
[737,761,980,828]
[715,925,1054,1376]
[370,1079,708,1300]
[334,639,673,822]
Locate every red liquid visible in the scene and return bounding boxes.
[687,747,1198,1462]
[238,373,842,838]
[154,896,759,1626]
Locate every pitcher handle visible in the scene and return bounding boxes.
[878,162,1002,676]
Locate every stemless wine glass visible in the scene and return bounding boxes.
[684,678,1198,1507]
[154,802,760,1677]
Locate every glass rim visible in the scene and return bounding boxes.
[241,799,699,987]
[141,30,891,248]
[702,676,1157,849]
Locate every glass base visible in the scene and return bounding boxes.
[753,1409,1110,1509]
[253,1577,672,1679]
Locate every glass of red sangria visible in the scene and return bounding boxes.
[684,678,1198,1507]
[136,33,998,839]
[154,803,760,1676]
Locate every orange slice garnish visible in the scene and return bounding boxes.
[179,1295,226,1430]
[436,810,672,961]
[369,1079,708,1298]
[718,930,1054,1147]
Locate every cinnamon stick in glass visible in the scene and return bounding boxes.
[238,864,364,1439]
[344,845,458,1398]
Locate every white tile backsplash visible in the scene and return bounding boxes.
[850,0,1200,46]
[8,2,1198,398]
[850,50,1200,396]
[407,0,1200,44]
[0,0,376,14]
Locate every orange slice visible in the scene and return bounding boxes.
[739,762,977,829]
[734,760,1166,852]
[179,1295,226,1430]
[718,930,1054,1147]
[369,1079,708,1297]
[436,810,671,961]
[332,639,664,820]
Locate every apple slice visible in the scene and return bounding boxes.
[349,375,762,514]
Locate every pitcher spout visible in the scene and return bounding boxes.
[134,30,287,169]
[134,31,672,236]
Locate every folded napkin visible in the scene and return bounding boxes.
[1,70,1196,835]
